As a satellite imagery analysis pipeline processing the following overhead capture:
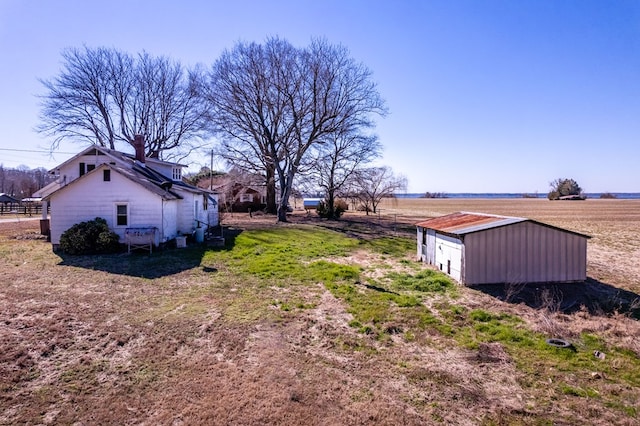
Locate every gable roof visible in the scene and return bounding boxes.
[43,163,181,201]
[416,211,590,238]
[47,144,186,174]
[41,145,213,201]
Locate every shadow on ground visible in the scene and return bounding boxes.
[296,213,414,240]
[472,278,640,319]
[56,226,243,279]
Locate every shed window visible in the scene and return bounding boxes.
[103,170,111,181]
[79,162,86,176]
[240,193,253,203]
[87,164,96,172]
[116,204,128,226]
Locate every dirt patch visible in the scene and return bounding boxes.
[1,201,639,425]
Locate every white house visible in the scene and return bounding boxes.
[416,212,590,285]
[35,137,218,250]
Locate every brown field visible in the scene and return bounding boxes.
[1,198,639,425]
[375,197,640,292]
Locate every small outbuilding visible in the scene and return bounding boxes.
[0,193,20,205]
[416,212,590,285]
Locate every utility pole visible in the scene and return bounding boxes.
[210,149,213,191]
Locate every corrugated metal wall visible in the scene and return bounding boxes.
[463,221,587,284]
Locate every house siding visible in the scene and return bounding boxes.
[48,171,165,245]
[55,152,110,187]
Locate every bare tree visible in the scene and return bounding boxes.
[200,39,292,214]
[201,37,387,221]
[307,130,381,219]
[37,46,207,159]
[351,166,407,215]
[0,165,55,199]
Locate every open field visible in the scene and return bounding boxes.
[1,198,639,425]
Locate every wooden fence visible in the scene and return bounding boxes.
[0,204,49,216]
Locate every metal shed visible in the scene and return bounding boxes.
[416,212,590,285]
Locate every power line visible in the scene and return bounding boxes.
[0,148,76,154]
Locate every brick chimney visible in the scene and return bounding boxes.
[134,135,145,163]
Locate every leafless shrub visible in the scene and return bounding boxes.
[503,282,527,303]
[536,286,563,313]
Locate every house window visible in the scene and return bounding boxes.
[79,162,86,176]
[103,170,111,181]
[203,194,208,211]
[240,193,253,203]
[87,164,96,172]
[447,260,451,274]
[172,168,181,180]
[116,204,128,226]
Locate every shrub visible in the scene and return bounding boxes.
[316,198,348,219]
[59,217,121,254]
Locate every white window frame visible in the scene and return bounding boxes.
[172,167,181,180]
[115,203,129,227]
[240,193,254,203]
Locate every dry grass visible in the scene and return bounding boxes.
[1,199,639,425]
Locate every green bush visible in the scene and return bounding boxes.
[316,198,348,219]
[59,217,121,254]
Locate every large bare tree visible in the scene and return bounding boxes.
[37,46,207,159]
[201,37,387,221]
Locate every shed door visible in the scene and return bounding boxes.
[435,234,463,282]
[425,229,436,265]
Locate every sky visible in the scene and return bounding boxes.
[1,0,639,193]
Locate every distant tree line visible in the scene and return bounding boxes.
[422,192,447,199]
[38,38,403,221]
[0,164,55,200]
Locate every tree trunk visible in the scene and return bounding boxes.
[327,189,336,219]
[265,164,277,215]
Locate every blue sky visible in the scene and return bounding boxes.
[1,0,638,193]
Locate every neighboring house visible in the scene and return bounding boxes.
[35,137,218,250]
[416,212,590,285]
[200,173,266,213]
[222,183,266,213]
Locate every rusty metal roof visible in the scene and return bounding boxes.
[416,211,591,238]
[416,212,527,235]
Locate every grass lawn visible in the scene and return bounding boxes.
[1,200,639,425]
